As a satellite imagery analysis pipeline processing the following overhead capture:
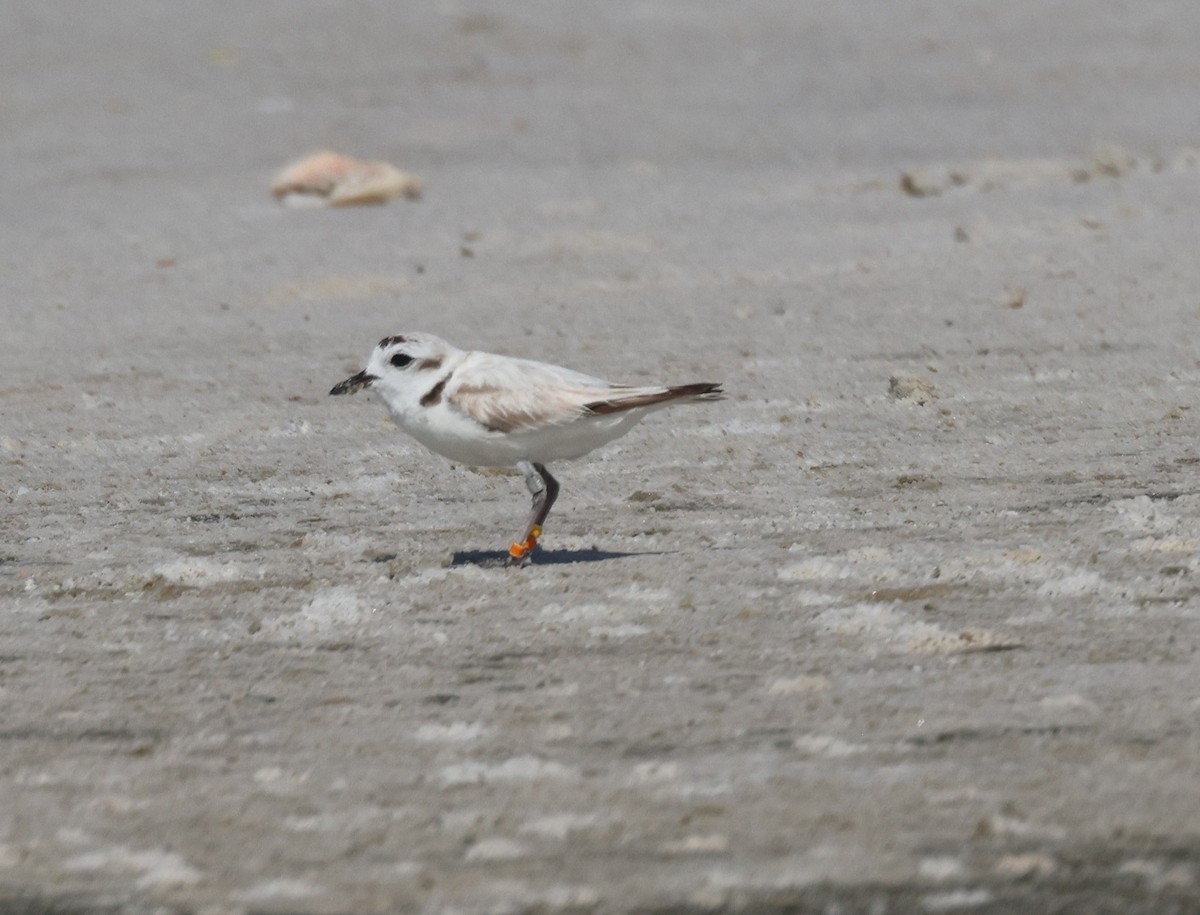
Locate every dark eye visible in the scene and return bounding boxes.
[390,353,413,368]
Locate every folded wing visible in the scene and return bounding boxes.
[446,353,612,434]
[445,352,721,435]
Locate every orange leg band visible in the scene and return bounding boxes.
[508,526,543,561]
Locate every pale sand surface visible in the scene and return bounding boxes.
[3,2,1200,912]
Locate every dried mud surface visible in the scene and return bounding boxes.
[3,2,1200,912]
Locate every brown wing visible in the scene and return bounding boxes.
[445,350,722,434]
[447,381,593,433]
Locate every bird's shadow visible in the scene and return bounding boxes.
[450,547,657,568]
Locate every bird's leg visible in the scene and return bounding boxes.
[508,461,560,565]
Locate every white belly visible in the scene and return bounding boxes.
[393,401,647,467]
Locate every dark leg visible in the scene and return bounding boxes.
[528,462,559,529]
[508,461,560,565]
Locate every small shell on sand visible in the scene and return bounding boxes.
[270,151,422,207]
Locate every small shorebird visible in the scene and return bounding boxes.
[330,333,723,564]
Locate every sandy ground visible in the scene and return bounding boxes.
[4,2,1200,912]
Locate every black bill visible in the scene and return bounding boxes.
[329,369,378,396]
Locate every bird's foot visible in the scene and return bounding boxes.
[506,526,542,566]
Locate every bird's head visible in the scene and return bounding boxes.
[329,332,454,397]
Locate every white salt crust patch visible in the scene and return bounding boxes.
[995,854,1057,878]
[1116,858,1195,889]
[791,734,866,758]
[981,814,1067,841]
[264,586,367,636]
[922,889,993,911]
[1035,570,1104,597]
[775,538,1190,617]
[1106,494,1192,535]
[152,557,250,586]
[815,603,1013,654]
[537,886,602,908]
[64,846,202,890]
[283,808,389,833]
[415,721,489,743]
[233,879,324,903]
[439,756,578,787]
[777,549,904,583]
[0,596,52,617]
[629,761,680,783]
[605,583,673,604]
[588,623,652,639]
[539,602,619,623]
[519,812,600,840]
[540,601,655,639]
[661,834,729,854]
[464,837,528,861]
[767,675,832,695]
[252,766,310,794]
[918,856,969,882]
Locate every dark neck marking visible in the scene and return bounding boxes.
[420,372,451,407]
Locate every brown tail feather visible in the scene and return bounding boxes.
[584,382,724,416]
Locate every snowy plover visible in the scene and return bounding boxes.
[330,333,723,564]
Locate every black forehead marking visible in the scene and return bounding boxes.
[379,334,407,349]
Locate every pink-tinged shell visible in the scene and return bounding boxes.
[269,151,423,207]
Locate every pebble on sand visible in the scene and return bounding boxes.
[888,374,937,405]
